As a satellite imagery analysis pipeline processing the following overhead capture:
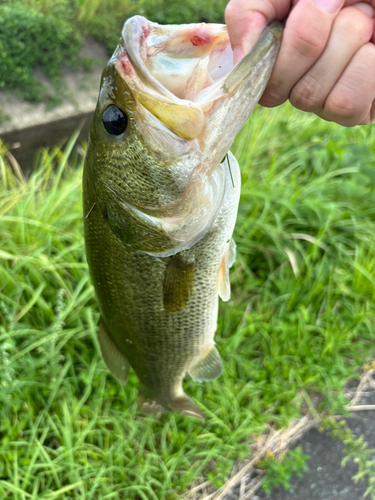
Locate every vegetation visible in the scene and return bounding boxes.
[81,0,227,56]
[259,446,310,495]
[1,103,375,498]
[0,0,227,100]
[324,417,375,499]
[0,1,81,101]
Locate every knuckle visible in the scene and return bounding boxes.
[324,43,375,123]
[290,75,323,112]
[335,7,373,41]
[325,93,360,121]
[224,2,235,20]
[360,43,375,69]
[288,24,325,61]
[225,0,244,26]
[260,83,287,107]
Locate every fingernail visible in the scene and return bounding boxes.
[233,47,244,66]
[354,2,374,17]
[313,0,342,13]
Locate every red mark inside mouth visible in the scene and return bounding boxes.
[190,35,208,46]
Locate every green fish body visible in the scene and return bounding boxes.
[83,16,282,418]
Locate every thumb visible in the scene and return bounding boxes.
[225,0,291,64]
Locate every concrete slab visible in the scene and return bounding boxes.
[0,36,108,135]
[0,36,108,175]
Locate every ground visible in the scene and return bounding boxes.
[256,391,375,500]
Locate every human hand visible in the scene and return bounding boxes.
[225,0,375,125]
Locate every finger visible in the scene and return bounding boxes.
[343,0,375,6]
[358,102,374,125]
[367,99,375,124]
[317,42,375,126]
[225,0,290,64]
[290,4,374,113]
[369,99,375,124]
[344,0,375,44]
[342,0,375,43]
[259,0,345,108]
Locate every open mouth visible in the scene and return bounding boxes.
[114,15,283,141]
[122,17,232,101]
[98,16,283,256]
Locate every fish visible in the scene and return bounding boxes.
[83,15,283,419]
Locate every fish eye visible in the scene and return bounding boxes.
[102,105,128,136]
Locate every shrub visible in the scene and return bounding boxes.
[0,0,229,99]
[81,0,227,55]
[0,2,81,101]
[82,0,137,55]
[139,0,227,26]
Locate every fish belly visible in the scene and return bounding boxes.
[83,152,240,416]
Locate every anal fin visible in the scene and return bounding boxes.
[189,345,223,382]
[98,318,130,385]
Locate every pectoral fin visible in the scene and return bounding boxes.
[218,251,230,301]
[163,255,196,313]
[228,238,237,268]
[218,239,236,301]
[189,345,223,382]
[98,319,130,385]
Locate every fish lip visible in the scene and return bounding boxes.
[120,15,175,101]
[115,16,283,140]
[223,21,283,93]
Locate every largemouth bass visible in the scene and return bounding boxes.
[83,15,282,419]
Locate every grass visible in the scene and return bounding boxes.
[1,103,375,499]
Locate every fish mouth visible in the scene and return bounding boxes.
[103,16,283,257]
[114,15,283,142]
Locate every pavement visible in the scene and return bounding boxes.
[254,381,375,500]
[211,373,375,500]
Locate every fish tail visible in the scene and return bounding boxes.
[137,392,205,420]
[169,395,205,419]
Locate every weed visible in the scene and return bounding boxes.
[321,418,375,499]
[259,446,310,495]
[0,104,375,497]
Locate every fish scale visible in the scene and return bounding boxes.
[84,154,240,411]
[96,141,185,208]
